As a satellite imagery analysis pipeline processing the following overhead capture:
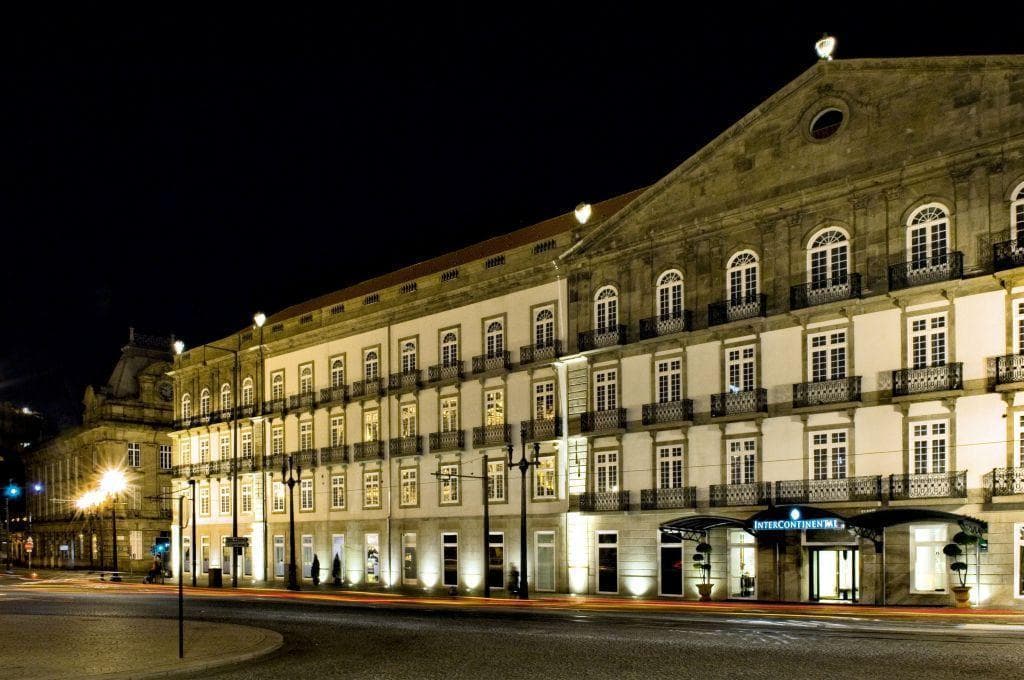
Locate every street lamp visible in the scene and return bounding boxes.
[100,469,127,581]
[5,482,21,570]
[507,438,540,600]
[282,454,302,591]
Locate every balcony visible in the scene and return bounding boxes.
[708,294,767,326]
[711,388,767,418]
[520,417,562,442]
[429,430,465,453]
[237,404,257,418]
[263,453,284,472]
[573,491,630,512]
[792,377,861,408]
[640,486,697,510]
[209,408,232,424]
[427,361,464,383]
[888,251,964,291]
[472,351,511,374]
[293,449,319,469]
[889,471,966,501]
[580,408,628,434]
[262,397,287,415]
[773,475,883,504]
[319,445,348,465]
[171,464,192,478]
[288,392,317,410]
[319,385,348,405]
[790,274,862,310]
[993,238,1024,271]
[388,370,421,392]
[236,455,256,472]
[641,400,693,426]
[389,435,423,458]
[350,378,384,400]
[473,424,512,447]
[352,440,385,461]
[891,363,963,397]
[174,416,196,430]
[995,354,1024,385]
[991,467,1024,496]
[578,325,627,351]
[709,482,772,507]
[639,311,693,339]
[520,340,563,365]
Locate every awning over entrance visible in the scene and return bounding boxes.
[845,508,988,545]
[660,515,748,542]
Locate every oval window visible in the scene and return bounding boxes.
[810,108,844,140]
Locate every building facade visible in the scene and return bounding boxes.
[170,55,1024,607]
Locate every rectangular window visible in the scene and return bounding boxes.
[534,381,555,420]
[728,439,757,484]
[126,442,141,468]
[181,440,191,466]
[365,533,381,584]
[487,532,504,590]
[595,450,618,493]
[330,415,345,447]
[363,410,380,442]
[911,421,948,474]
[271,427,284,455]
[364,471,381,509]
[443,533,458,588]
[909,314,947,369]
[1017,414,1024,469]
[159,444,171,470]
[809,331,847,382]
[440,397,459,433]
[440,464,459,504]
[487,460,506,502]
[534,455,556,499]
[1015,523,1024,599]
[241,431,253,458]
[199,486,210,516]
[910,524,948,593]
[130,530,143,560]
[536,531,556,592]
[199,438,210,463]
[272,481,285,513]
[401,468,418,506]
[241,480,253,513]
[658,445,684,489]
[200,536,210,573]
[400,403,417,437]
[594,369,618,411]
[726,345,756,391]
[1015,301,1024,355]
[597,532,618,594]
[302,535,314,579]
[300,478,314,510]
[656,359,682,403]
[331,475,346,509]
[484,389,505,426]
[218,434,230,461]
[299,421,314,451]
[811,430,848,480]
[402,533,418,584]
[219,484,231,515]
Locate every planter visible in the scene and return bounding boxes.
[951,586,972,608]
[696,583,714,602]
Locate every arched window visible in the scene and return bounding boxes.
[299,365,313,394]
[1012,182,1024,240]
[727,252,759,304]
[807,229,849,287]
[656,270,683,320]
[441,332,459,367]
[594,286,618,334]
[241,377,254,407]
[485,321,504,357]
[219,383,232,411]
[907,204,949,266]
[199,388,211,416]
[271,373,284,400]
[181,394,192,420]
[364,350,379,380]
[534,308,554,348]
[330,359,345,388]
[401,341,417,372]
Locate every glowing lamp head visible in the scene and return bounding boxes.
[815,35,836,61]
[77,490,100,511]
[789,508,801,521]
[253,312,267,328]
[100,469,127,495]
[574,202,592,225]
[172,339,185,355]
[32,483,42,493]
[5,484,20,498]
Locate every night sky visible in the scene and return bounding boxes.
[1,7,1020,430]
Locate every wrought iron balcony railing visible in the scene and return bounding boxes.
[319,445,348,465]
[573,491,630,512]
[289,392,317,410]
[171,464,191,478]
[520,417,562,442]
[174,416,196,430]
[350,378,384,399]
[427,361,464,383]
[891,363,963,397]
[889,471,966,500]
[773,475,882,504]
[293,449,319,469]
[709,481,772,507]
[711,388,767,417]
[429,430,465,453]
[237,404,257,418]
[262,397,287,414]
[319,385,348,405]
[388,370,421,391]
[640,486,697,510]
[519,340,563,365]
[352,440,385,461]
[993,238,1024,272]
[790,273,862,310]
[991,467,1024,496]
[472,351,511,374]
[995,353,1024,385]
[389,435,423,457]
[888,251,964,291]
[792,376,861,408]
[236,455,256,472]
[578,325,628,351]
[638,311,693,339]
[708,294,767,326]
[580,408,628,433]
[641,400,694,425]
[473,424,512,447]
[209,408,233,425]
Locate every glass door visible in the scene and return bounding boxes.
[535,531,555,592]
[273,536,285,578]
[727,529,756,599]
[659,533,683,596]
[402,533,417,585]
[487,533,504,590]
[597,532,618,594]
[810,548,858,601]
[332,535,345,584]
[365,533,380,584]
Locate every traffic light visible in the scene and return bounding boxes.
[152,537,171,556]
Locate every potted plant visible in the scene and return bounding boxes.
[693,541,713,601]
[332,554,343,587]
[942,531,978,608]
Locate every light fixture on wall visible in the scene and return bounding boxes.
[815,35,837,61]
[574,202,592,225]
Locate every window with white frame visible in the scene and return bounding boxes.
[441,332,459,367]
[127,442,141,468]
[443,533,459,588]
[219,484,231,515]
[219,434,230,461]
[909,313,947,369]
[364,471,381,508]
[1013,182,1024,240]
[400,468,418,506]
[272,481,285,512]
[594,286,618,334]
[907,204,949,265]
[400,403,417,437]
[1014,300,1024,354]
[726,345,756,392]
[241,480,253,513]
[199,486,210,516]
[911,421,948,474]
[271,426,284,455]
[910,524,948,593]
[241,377,253,407]
[299,420,313,451]
[330,358,345,388]
[594,368,617,411]
[534,308,554,348]
[401,340,417,372]
[363,410,380,442]
[200,388,211,416]
[727,251,759,303]
[181,440,192,465]
[811,430,848,480]
[364,350,379,380]
[331,474,346,509]
[658,445,684,489]
[809,330,847,381]
[595,450,618,493]
[656,358,682,403]
[271,372,284,400]
[199,438,210,463]
[299,364,313,395]
[488,460,506,502]
[534,455,556,499]
[181,393,192,419]
[440,463,459,504]
[485,320,504,358]
[440,397,459,433]
[807,229,849,287]
[241,430,253,458]
[656,270,683,320]
[300,478,314,510]
[330,415,345,447]
[1016,413,1024,469]
[728,439,757,485]
[484,389,505,426]
[220,383,232,411]
[159,444,172,470]
[534,381,555,420]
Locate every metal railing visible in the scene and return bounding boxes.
[711,388,767,417]
[352,440,385,461]
[709,482,772,507]
[888,251,963,291]
[319,445,348,465]
[638,311,693,339]
[573,491,630,512]
[520,340,563,365]
[288,392,317,410]
[472,351,511,374]
[993,237,1024,271]
[171,464,191,478]
[293,449,319,468]
[319,385,348,405]
[991,467,1024,496]
[708,294,767,326]
[350,378,384,399]
[389,435,423,457]
[892,363,963,396]
[427,362,464,383]
[995,354,1024,385]
[580,408,628,433]
[773,475,882,504]
[262,397,287,414]
[236,456,256,472]
[640,486,697,510]
[577,325,628,351]
[473,424,512,447]
[889,471,966,500]
[388,370,421,391]
[792,376,861,407]
[429,430,465,453]
[641,400,694,425]
[789,274,862,310]
[520,417,562,442]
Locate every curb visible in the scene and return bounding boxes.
[99,628,284,680]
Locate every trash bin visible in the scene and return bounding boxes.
[209,567,223,587]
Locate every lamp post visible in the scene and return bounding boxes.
[252,312,266,584]
[188,479,197,587]
[507,438,540,600]
[100,470,127,581]
[431,460,490,597]
[4,482,20,571]
[282,454,301,591]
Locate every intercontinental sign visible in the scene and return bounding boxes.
[752,508,846,532]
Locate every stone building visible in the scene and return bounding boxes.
[170,53,1024,606]
[26,331,174,572]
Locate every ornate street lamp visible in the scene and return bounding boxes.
[100,469,127,581]
[507,438,540,600]
[282,455,302,591]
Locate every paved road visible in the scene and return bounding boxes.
[2,584,1022,679]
